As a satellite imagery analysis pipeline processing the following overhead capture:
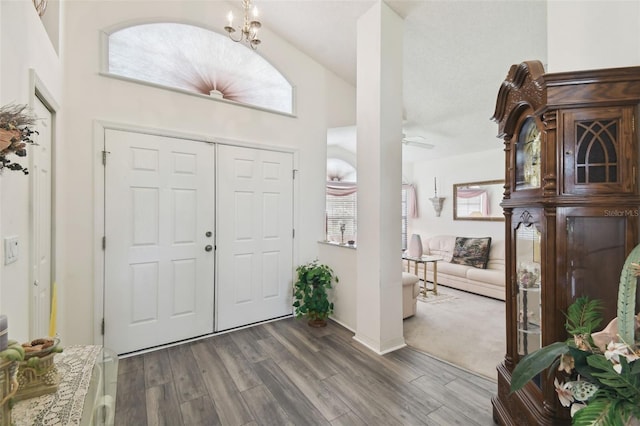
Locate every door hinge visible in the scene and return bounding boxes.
[102,236,106,250]
[293,229,295,238]
[101,318,105,336]
[102,150,110,166]
[292,169,298,179]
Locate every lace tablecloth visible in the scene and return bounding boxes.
[12,345,102,426]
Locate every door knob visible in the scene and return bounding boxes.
[205,245,213,252]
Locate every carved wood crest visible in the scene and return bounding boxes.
[492,60,546,139]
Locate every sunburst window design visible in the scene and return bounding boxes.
[107,23,293,114]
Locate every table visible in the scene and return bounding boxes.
[403,254,441,296]
[11,345,114,426]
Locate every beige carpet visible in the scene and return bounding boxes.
[403,286,505,381]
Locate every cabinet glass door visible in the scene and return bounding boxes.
[516,222,542,359]
[566,215,627,323]
[562,106,635,195]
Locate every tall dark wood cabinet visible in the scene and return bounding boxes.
[491,61,640,425]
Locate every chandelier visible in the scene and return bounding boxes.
[224,0,261,49]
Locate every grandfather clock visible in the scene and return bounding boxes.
[491,60,640,425]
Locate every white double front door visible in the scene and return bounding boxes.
[215,145,294,332]
[103,130,293,354]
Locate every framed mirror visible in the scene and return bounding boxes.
[453,179,505,221]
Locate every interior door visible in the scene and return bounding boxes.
[216,145,294,331]
[29,96,53,339]
[104,130,215,354]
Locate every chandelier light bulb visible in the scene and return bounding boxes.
[223,0,262,50]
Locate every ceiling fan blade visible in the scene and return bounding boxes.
[402,139,435,149]
[402,134,434,149]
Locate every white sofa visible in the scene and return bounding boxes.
[402,272,420,318]
[418,235,506,300]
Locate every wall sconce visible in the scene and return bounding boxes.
[429,196,445,217]
[430,177,445,217]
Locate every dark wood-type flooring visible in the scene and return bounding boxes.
[115,318,497,425]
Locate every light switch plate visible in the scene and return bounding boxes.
[4,236,18,265]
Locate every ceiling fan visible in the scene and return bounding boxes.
[401,134,434,149]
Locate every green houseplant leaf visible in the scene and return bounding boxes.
[571,398,618,426]
[510,341,569,393]
[293,260,338,322]
[565,296,603,337]
[588,357,640,402]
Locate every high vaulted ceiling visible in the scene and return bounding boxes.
[255,0,548,162]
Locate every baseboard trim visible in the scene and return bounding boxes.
[352,334,407,355]
[328,316,355,333]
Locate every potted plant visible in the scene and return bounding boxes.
[511,244,640,425]
[293,260,338,327]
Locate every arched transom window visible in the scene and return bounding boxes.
[107,22,293,114]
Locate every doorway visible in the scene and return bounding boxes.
[215,144,294,331]
[102,129,295,354]
[29,95,54,339]
[103,130,216,354]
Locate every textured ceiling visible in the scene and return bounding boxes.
[256,0,548,162]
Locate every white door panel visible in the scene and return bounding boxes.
[30,97,52,339]
[216,145,293,331]
[104,130,214,354]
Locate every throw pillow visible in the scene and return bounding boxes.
[451,237,492,269]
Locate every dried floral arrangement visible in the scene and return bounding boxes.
[0,104,38,174]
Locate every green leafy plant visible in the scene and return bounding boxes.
[511,244,640,425]
[293,260,338,323]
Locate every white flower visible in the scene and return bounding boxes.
[606,341,628,362]
[605,341,639,373]
[554,378,574,407]
[570,402,586,417]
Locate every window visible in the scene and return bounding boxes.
[325,187,408,248]
[106,23,293,114]
[326,192,356,243]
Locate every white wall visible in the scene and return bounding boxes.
[407,148,505,242]
[326,74,356,129]
[58,1,354,345]
[0,0,63,342]
[547,1,640,72]
[318,243,357,331]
